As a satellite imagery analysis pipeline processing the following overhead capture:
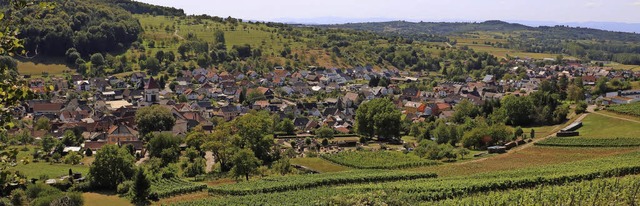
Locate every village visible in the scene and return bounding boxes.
[12,58,640,159]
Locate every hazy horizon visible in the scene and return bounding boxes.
[136,0,640,24]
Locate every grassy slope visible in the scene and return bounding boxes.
[16,58,71,77]
[8,146,91,179]
[576,114,640,138]
[290,157,350,173]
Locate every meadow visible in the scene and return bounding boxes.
[575,113,640,138]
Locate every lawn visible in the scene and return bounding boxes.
[408,146,637,177]
[289,157,350,173]
[83,192,132,206]
[576,114,640,138]
[7,146,91,179]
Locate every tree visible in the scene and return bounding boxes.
[132,169,150,206]
[452,99,479,123]
[315,126,334,139]
[278,118,295,135]
[35,117,51,131]
[272,157,292,176]
[501,95,534,126]
[64,151,82,165]
[90,53,105,67]
[184,158,206,178]
[213,30,226,49]
[230,149,261,181]
[41,136,57,153]
[233,111,275,163]
[514,126,524,138]
[202,123,235,172]
[135,105,176,137]
[142,56,161,75]
[530,129,535,139]
[457,148,470,159]
[85,148,93,156]
[147,132,181,164]
[575,101,588,114]
[62,130,82,146]
[566,84,585,102]
[89,144,135,190]
[593,77,608,95]
[355,98,402,140]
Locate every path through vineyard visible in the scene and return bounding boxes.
[588,105,640,124]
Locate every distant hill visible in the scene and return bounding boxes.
[105,0,185,16]
[319,20,640,41]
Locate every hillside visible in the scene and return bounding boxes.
[320,20,640,64]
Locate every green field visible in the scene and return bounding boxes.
[576,114,640,138]
[289,157,350,173]
[606,102,640,117]
[535,137,640,147]
[7,146,90,179]
[321,150,439,169]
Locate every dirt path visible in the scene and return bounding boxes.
[174,30,184,40]
[136,151,149,166]
[587,105,640,124]
[453,113,589,165]
[205,151,215,172]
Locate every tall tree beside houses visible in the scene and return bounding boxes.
[355,98,402,141]
[135,105,176,138]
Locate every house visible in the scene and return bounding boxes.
[106,124,139,144]
[32,103,64,116]
[144,76,160,102]
[293,118,310,131]
[216,105,240,121]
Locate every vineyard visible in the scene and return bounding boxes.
[320,150,439,169]
[434,175,640,205]
[150,177,207,198]
[171,152,640,205]
[606,102,640,117]
[535,137,640,147]
[208,170,437,195]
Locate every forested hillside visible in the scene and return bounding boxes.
[321,20,640,65]
[4,0,142,57]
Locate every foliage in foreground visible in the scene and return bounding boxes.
[434,175,640,206]
[320,150,439,169]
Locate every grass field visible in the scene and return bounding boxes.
[16,58,71,77]
[576,114,640,138]
[8,146,91,179]
[290,157,350,173]
[83,192,132,206]
[605,62,640,71]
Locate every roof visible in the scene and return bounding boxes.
[107,124,137,136]
[144,76,160,90]
[33,103,64,112]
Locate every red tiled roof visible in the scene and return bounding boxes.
[144,76,160,90]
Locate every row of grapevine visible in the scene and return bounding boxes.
[435,175,640,205]
[208,170,437,195]
[535,137,640,147]
[320,150,439,169]
[606,102,640,116]
[150,177,207,198]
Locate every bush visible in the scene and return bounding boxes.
[117,180,134,195]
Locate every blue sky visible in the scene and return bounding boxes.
[137,0,640,24]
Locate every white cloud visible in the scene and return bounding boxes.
[633,0,640,6]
